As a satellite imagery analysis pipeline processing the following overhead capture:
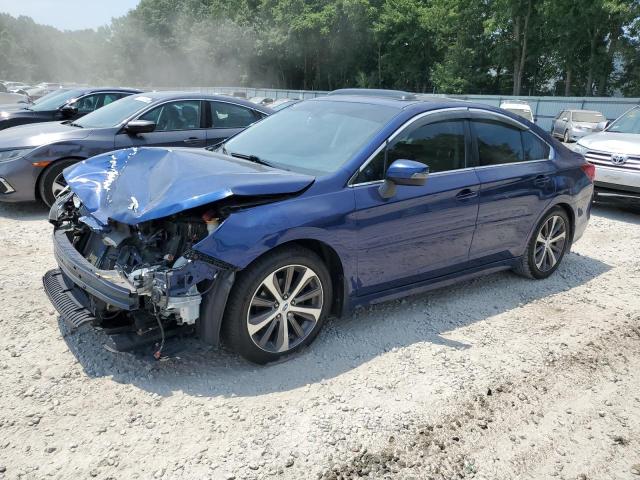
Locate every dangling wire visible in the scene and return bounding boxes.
[151,304,165,360]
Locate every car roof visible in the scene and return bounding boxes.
[312,93,478,112]
[70,87,143,95]
[134,91,273,113]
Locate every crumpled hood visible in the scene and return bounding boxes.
[64,147,315,226]
[577,132,640,155]
[0,121,91,149]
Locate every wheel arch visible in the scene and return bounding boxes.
[199,238,348,348]
[34,156,86,201]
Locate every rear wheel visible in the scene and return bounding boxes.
[38,159,78,207]
[515,207,570,279]
[222,246,332,364]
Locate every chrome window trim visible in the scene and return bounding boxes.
[349,107,555,187]
[468,108,555,162]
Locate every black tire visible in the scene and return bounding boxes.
[221,246,332,364]
[514,207,571,279]
[563,130,571,143]
[38,159,78,207]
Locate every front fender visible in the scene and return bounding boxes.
[192,188,357,276]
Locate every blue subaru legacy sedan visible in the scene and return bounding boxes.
[44,89,594,364]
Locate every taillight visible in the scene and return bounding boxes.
[581,162,595,183]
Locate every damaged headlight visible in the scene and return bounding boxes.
[0,147,34,162]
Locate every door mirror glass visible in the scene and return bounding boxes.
[379,159,429,199]
[125,120,156,134]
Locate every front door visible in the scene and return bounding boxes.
[352,117,480,296]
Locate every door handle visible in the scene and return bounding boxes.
[183,137,201,144]
[455,188,478,201]
[534,175,551,186]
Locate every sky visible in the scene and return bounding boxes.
[0,0,140,30]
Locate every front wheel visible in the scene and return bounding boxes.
[221,246,332,364]
[38,159,78,207]
[563,130,571,143]
[515,207,571,279]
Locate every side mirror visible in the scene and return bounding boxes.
[379,159,429,199]
[125,120,156,134]
[596,120,609,131]
[561,117,569,122]
[59,104,78,118]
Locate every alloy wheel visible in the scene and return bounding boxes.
[51,172,68,199]
[247,264,324,353]
[534,215,567,272]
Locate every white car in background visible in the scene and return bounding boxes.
[499,100,534,122]
[573,106,640,204]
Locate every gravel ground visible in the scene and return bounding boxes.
[1,201,639,480]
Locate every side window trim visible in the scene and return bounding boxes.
[348,107,469,187]
[467,109,555,167]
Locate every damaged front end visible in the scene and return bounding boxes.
[44,191,235,353]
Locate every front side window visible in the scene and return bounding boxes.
[355,120,467,183]
[72,94,102,114]
[210,101,257,128]
[473,120,524,166]
[140,100,201,131]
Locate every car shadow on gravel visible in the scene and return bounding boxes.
[592,203,640,224]
[59,249,611,399]
[0,201,48,221]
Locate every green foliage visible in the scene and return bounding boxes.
[0,0,638,96]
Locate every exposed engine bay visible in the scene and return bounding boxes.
[50,192,225,335]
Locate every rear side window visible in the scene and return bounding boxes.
[522,131,550,160]
[355,120,466,183]
[473,120,524,166]
[209,101,257,128]
[473,120,550,165]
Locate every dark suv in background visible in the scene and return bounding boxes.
[0,92,272,206]
[0,87,141,130]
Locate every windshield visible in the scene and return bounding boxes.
[30,89,84,111]
[503,108,533,121]
[573,111,604,123]
[607,107,640,134]
[74,95,153,128]
[224,100,398,175]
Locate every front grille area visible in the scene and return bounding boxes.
[585,150,640,171]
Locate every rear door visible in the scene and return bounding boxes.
[468,111,556,265]
[205,100,263,147]
[114,100,206,149]
[352,111,480,295]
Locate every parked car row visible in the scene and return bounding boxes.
[0,91,272,206]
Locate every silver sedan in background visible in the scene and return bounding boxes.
[552,109,606,143]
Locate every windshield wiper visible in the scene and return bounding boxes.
[229,152,274,168]
[67,122,83,128]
